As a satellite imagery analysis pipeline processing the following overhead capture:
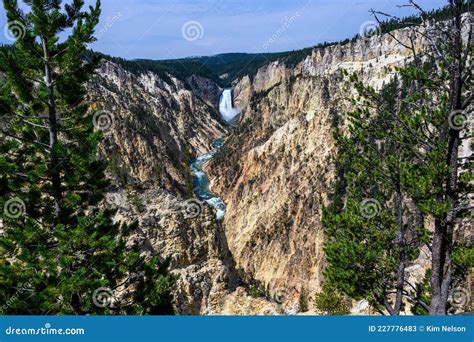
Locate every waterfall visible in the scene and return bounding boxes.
[219,88,239,122]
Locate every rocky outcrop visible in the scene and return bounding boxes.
[208,26,432,310]
[87,61,243,314]
[87,61,227,195]
[186,74,222,108]
[104,187,240,314]
[88,20,470,314]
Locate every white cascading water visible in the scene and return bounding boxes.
[219,88,239,122]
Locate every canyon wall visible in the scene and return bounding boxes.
[87,61,226,195]
[208,26,429,311]
[89,20,470,314]
[87,61,238,314]
[88,61,288,314]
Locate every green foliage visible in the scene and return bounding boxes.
[0,0,174,315]
[90,51,218,86]
[127,191,145,213]
[452,246,474,269]
[107,149,129,186]
[378,0,473,34]
[323,8,472,312]
[314,283,350,315]
[322,64,450,313]
[249,284,266,298]
[410,270,431,316]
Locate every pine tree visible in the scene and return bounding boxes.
[375,0,473,315]
[323,0,472,315]
[314,283,350,315]
[0,0,175,314]
[323,75,427,315]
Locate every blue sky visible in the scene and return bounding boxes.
[1,0,447,60]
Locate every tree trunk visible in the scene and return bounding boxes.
[393,183,405,316]
[41,36,63,224]
[429,0,463,315]
[381,179,405,316]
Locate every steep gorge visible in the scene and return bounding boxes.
[91,23,449,314]
[207,26,431,312]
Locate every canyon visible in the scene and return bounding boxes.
[88,22,468,314]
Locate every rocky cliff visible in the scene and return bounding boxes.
[88,60,290,315]
[87,60,226,195]
[91,22,460,314]
[86,61,236,314]
[207,26,431,311]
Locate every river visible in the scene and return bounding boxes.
[190,88,239,220]
[190,138,226,220]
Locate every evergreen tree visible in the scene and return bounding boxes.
[323,75,426,315]
[314,283,350,315]
[0,0,175,314]
[323,0,472,315]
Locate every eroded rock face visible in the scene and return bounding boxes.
[87,21,462,314]
[87,61,227,195]
[88,61,290,315]
[104,187,240,315]
[186,74,222,108]
[88,61,242,314]
[208,27,430,310]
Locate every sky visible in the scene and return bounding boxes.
[0,0,447,60]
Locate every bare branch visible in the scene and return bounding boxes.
[0,130,50,150]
